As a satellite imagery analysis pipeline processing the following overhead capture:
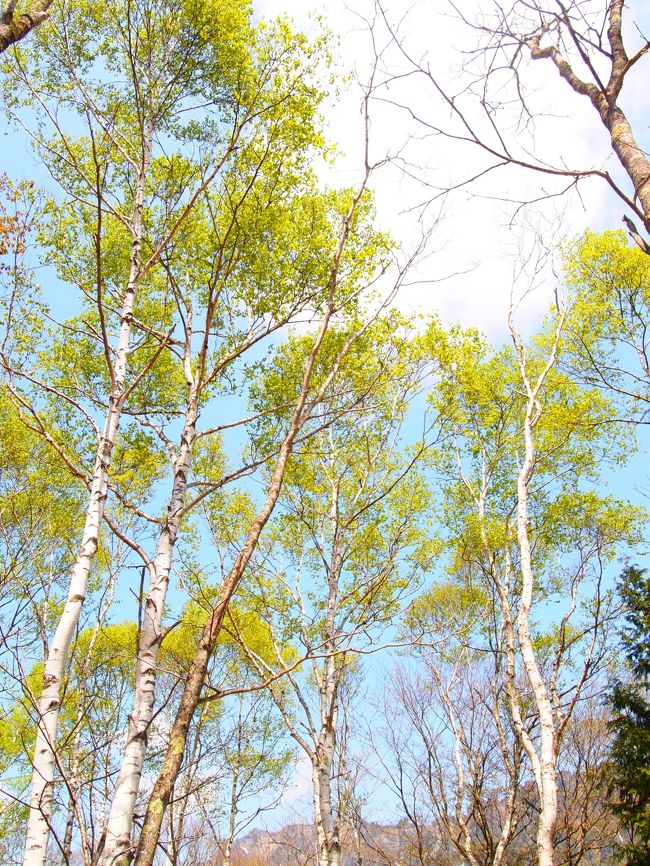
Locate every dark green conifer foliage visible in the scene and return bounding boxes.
[609,565,650,865]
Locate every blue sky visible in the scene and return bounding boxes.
[2,0,650,841]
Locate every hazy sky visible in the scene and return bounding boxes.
[253,0,650,339]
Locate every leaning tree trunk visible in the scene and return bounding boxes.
[23,135,152,866]
[131,437,300,866]
[100,392,200,866]
[131,301,338,866]
[128,171,373,866]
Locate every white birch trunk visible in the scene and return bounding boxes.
[510,317,565,866]
[221,759,240,866]
[440,671,480,866]
[23,130,153,866]
[100,394,199,866]
[312,733,341,866]
[515,403,557,866]
[24,330,133,866]
[312,523,342,866]
[24,250,145,866]
[473,484,538,866]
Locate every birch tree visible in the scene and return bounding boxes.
[87,78,422,857]
[0,1,339,863]
[0,391,87,866]
[91,44,344,866]
[422,313,643,866]
[562,230,650,416]
[229,317,434,866]
[128,605,292,866]
[382,584,529,866]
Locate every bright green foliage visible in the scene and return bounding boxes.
[386,311,645,866]
[563,230,650,418]
[223,314,437,859]
[247,310,413,460]
[0,621,137,838]
[609,565,650,866]
[160,596,279,673]
[0,392,92,845]
[401,579,491,647]
[421,313,643,684]
[243,312,435,666]
[0,391,86,641]
[3,0,644,859]
[0,0,392,855]
[0,175,48,365]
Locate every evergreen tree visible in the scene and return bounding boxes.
[609,565,650,865]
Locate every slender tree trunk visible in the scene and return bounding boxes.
[491,673,520,866]
[128,172,372,865]
[515,400,557,866]
[62,796,75,866]
[475,493,544,796]
[313,526,342,866]
[23,130,152,865]
[131,302,336,866]
[508,316,565,866]
[131,440,299,866]
[100,394,199,866]
[24,328,134,864]
[169,707,203,866]
[221,762,240,866]
[438,670,480,866]
[61,696,92,866]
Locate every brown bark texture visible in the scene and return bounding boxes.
[528,0,650,231]
[0,0,51,53]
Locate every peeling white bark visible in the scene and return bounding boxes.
[100,393,199,866]
[514,402,558,866]
[312,732,341,866]
[24,299,136,866]
[23,140,152,866]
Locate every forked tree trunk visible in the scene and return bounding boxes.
[529,0,650,232]
[0,0,52,53]
[23,135,151,865]
[122,169,373,866]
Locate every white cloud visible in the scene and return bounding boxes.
[254,0,650,342]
